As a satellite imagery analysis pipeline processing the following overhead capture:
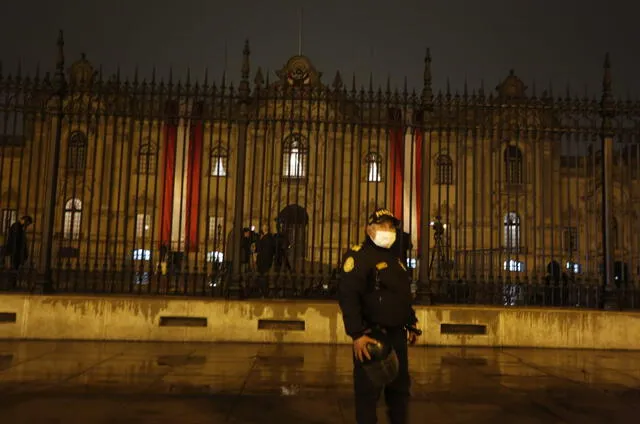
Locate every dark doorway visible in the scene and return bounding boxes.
[277,204,309,267]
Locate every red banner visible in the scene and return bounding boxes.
[160,124,177,247]
[389,108,404,220]
[185,121,203,251]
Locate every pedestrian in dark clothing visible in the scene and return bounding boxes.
[338,208,421,424]
[256,224,276,296]
[240,227,252,273]
[4,215,32,271]
[274,230,292,272]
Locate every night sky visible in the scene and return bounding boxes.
[1,0,639,97]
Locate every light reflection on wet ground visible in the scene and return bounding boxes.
[0,341,639,423]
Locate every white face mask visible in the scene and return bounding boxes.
[372,230,396,249]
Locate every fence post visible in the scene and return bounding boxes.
[228,40,251,299]
[38,31,67,293]
[418,48,433,303]
[600,53,618,310]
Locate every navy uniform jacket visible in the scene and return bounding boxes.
[338,237,418,340]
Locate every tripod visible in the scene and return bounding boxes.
[428,229,447,279]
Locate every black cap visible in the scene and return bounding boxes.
[367,208,400,226]
[242,227,251,232]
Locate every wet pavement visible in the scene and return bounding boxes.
[0,341,639,423]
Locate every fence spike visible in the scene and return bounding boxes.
[351,73,357,97]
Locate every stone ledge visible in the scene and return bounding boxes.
[1,293,639,350]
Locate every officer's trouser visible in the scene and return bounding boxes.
[353,327,410,424]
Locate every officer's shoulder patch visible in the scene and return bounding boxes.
[350,244,362,252]
[376,262,388,270]
[343,256,355,273]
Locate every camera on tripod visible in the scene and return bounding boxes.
[429,216,445,237]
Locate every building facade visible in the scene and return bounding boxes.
[1,42,639,295]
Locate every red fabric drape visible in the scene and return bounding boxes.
[185,121,203,252]
[160,124,177,247]
[389,108,404,220]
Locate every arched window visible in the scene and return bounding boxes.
[504,212,520,251]
[67,131,87,171]
[282,133,307,179]
[210,146,228,177]
[63,198,82,240]
[364,152,382,182]
[504,145,523,184]
[436,154,453,185]
[138,144,156,175]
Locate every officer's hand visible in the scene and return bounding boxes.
[407,331,419,345]
[353,335,377,362]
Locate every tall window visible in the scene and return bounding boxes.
[563,227,578,254]
[436,154,453,185]
[364,152,382,182]
[63,198,82,240]
[210,146,228,177]
[67,131,87,171]
[208,216,224,243]
[504,212,520,251]
[282,133,307,179]
[138,144,156,175]
[136,213,151,238]
[1,209,17,235]
[504,145,523,184]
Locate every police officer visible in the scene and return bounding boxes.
[338,208,421,424]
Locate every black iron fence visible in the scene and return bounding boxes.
[1,34,640,309]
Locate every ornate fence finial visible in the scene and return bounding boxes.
[463,75,468,99]
[54,30,67,95]
[351,73,357,97]
[601,53,614,133]
[239,39,251,99]
[368,72,374,95]
[403,76,408,99]
[602,52,612,103]
[421,48,433,104]
[445,77,451,101]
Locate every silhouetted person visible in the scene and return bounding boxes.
[4,215,32,271]
[274,229,292,272]
[240,227,252,273]
[256,224,276,296]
